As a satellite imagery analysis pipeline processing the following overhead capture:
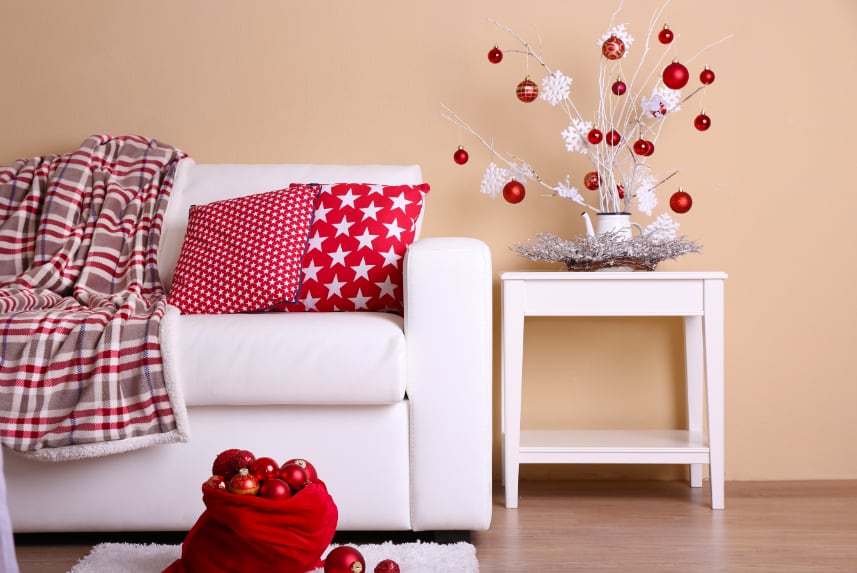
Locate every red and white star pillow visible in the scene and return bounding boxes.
[269,182,430,314]
[167,184,319,314]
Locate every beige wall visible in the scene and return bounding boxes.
[2,0,855,481]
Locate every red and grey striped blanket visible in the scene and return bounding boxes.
[0,135,190,461]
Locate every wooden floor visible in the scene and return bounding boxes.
[13,480,857,572]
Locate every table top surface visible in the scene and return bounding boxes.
[501,271,728,281]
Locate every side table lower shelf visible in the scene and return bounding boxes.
[518,429,710,464]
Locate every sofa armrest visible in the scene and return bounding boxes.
[403,237,493,530]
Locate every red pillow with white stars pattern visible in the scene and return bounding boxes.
[269,182,430,314]
[167,184,319,314]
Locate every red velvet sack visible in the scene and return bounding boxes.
[162,481,338,573]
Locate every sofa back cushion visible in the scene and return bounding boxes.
[159,161,424,292]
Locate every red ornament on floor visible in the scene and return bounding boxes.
[453,146,469,165]
[502,180,526,203]
[375,558,401,573]
[670,189,693,213]
[325,545,366,573]
[516,77,539,102]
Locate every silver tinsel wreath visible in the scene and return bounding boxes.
[512,231,702,271]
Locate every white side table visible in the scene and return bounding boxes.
[501,271,727,509]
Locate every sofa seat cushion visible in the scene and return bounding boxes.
[168,311,406,406]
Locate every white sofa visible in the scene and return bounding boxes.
[4,162,493,533]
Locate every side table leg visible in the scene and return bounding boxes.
[684,315,704,488]
[704,279,726,509]
[502,280,526,509]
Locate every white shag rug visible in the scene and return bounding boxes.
[68,540,479,573]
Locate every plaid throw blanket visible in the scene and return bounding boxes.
[0,135,190,461]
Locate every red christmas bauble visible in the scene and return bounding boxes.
[658,25,674,44]
[227,468,260,495]
[325,546,366,573]
[699,66,716,85]
[583,171,600,191]
[212,448,256,480]
[602,35,626,60]
[611,79,627,96]
[587,128,603,144]
[694,113,711,131]
[643,140,655,156]
[605,129,622,146]
[259,478,292,500]
[488,46,503,64]
[502,180,526,204]
[250,457,280,482]
[282,458,319,482]
[617,184,625,199]
[375,559,401,573]
[204,475,227,490]
[280,463,310,494]
[515,77,539,102]
[633,139,652,156]
[453,146,469,165]
[670,189,693,213]
[663,61,690,90]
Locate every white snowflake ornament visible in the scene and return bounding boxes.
[540,70,572,107]
[645,213,681,242]
[561,118,593,154]
[555,177,585,205]
[631,174,659,216]
[480,162,509,199]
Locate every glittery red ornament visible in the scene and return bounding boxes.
[587,128,603,144]
[611,79,627,96]
[374,559,401,573]
[663,61,690,90]
[324,545,366,573]
[212,448,256,481]
[670,189,693,213]
[488,46,503,64]
[583,171,600,190]
[699,66,716,85]
[633,138,653,156]
[658,25,674,44]
[516,77,539,102]
[694,113,711,131]
[605,129,622,146]
[453,146,469,165]
[601,35,626,60]
[502,180,526,203]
